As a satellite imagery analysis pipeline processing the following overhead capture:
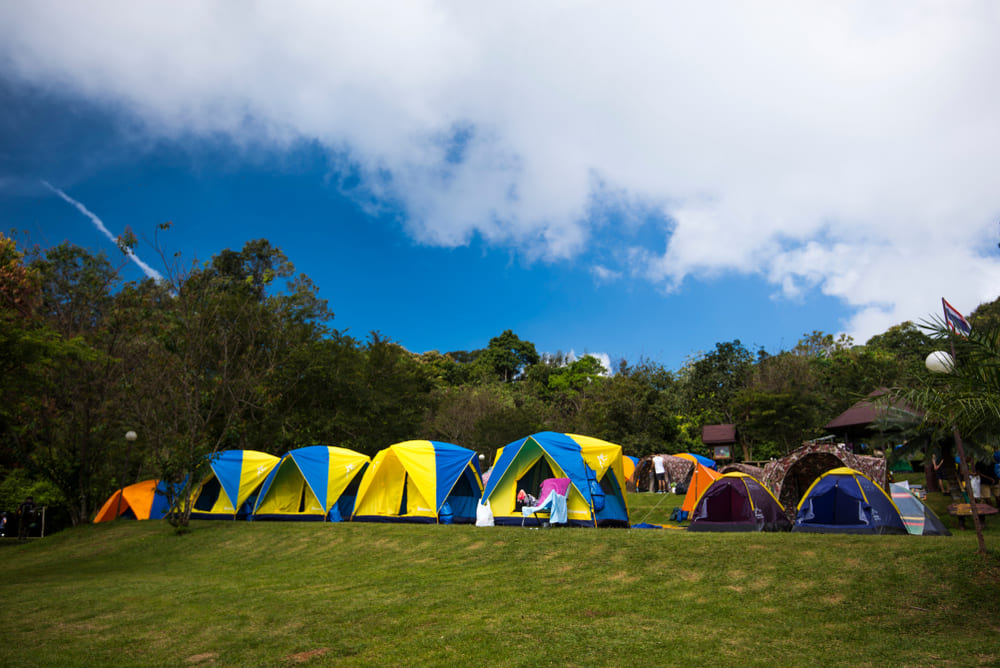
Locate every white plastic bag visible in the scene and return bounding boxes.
[475,499,494,527]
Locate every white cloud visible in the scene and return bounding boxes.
[590,265,622,284]
[3,1,1000,340]
[563,350,613,377]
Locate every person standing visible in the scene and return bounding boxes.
[17,496,36,541]
[652,455,667,493]
[968,458,982,502]
[933,454,948,494]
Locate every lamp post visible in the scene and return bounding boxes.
[115,430,138,519]
[925,352,986,554]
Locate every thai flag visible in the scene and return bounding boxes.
[942,298,971,336]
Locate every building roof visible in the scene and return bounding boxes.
[702,424,736,445]
[824,388,920,431]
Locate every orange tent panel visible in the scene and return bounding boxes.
[681,464,722,512]
[94,479,164,522]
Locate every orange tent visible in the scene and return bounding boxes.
[681,464,722,513]
[623,456,637,485]
[94,479,169,522]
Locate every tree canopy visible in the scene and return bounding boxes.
[4,229,997,531]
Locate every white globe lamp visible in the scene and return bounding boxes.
[925,351,954,375]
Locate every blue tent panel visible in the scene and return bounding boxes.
[430,440,482,515]
[150,481,172,519]
[292,446,330,506]
[686,453,717,469]
[210,451,246,510]
[794,468,906,535]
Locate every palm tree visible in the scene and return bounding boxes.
[887,315,1000,555]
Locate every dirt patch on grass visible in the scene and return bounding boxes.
[821,593,846,605]
[727,569,745,579]
[609,570,639,584]
[465,541,486,550]
[56,619,110,633]
[370,538,399,550]
[284,648,330,664]
[186,653,218,664]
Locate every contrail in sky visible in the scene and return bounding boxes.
[41,181,165,282]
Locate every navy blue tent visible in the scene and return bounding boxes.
[793,467,906,535]
[688,473,790,532]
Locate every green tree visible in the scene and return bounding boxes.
[425,384,511,451]
[968,296,1000,331]
[125,239,332,527]
[7,242,131,525]
[475,330,540,382]
[581,359,686,457]
[863,321,935,381]
[682,340,755,420]
[888,314,1000,554]
[733,351,826,458]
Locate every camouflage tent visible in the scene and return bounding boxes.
[719,462,766,480]
[631,455,694,492]
[762,441,887,516]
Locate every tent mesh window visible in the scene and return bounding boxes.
[335,465,367,518]
[194,479,222,512]
[448,468,479,521]
[706,484,752,523]
[297,483,310,513]
[398,473,409,516]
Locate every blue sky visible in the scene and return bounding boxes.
[3,3,1000,372]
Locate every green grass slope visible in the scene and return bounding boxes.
[1,495,998,667]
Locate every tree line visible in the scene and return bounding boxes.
[2,231,997,527]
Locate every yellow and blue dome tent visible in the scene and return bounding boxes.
[189,450,280,520]
[351,440,483,524]
[252,446,370,522]
[480,432,630,527]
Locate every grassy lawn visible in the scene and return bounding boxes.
[1,492,998,667]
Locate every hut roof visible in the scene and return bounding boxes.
[702,424,736,445]
[824,388,919,431]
